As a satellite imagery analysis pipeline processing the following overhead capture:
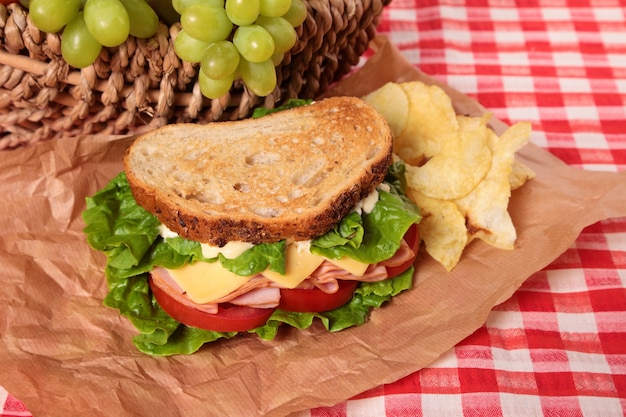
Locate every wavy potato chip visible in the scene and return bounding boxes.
[363,82,410,139]
[510,160,536,190]
[365,81,534,271]
[397,82,459,165]
[363,83,424,165]
[405,114,492,200]
[406,188,468,271]
[455,122,532,249]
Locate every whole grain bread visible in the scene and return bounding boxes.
[124,96,393,245]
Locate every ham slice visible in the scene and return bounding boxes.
[151,267,220,315]
[210,275,277,303]
[229,287,281,309]
[150,237,416,311]
[379,239,414,267]
[307,239,415,292]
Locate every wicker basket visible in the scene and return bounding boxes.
[0,0,390,149]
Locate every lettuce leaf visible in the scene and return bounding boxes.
[251,98,313,118]
[218,241,287,276]
[311,190,420,263]
[83,172,161,270]
[83,162,421,356]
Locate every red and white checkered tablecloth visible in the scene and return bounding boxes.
[2,0,625,416]
[300,0,626,415]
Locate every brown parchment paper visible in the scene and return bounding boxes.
[2,36,626,417]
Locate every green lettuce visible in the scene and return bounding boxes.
[252,98,313,118]
[83,162,421,356]
[311,190,420,263]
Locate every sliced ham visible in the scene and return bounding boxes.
[151,267,220,315]
[307,239,415,292]
[307,263,388,294]
[229,287,281,309]
[379,239,415,267]
[150,236,416,311]
[209,275,276,304]
[150,269,280,312]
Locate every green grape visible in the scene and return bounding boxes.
[238,58,276,96]
[270,51,284,66]
[233,25,274,63]
[201,41,240,80]
[225,0,260,26]
[172,0,199,14]
[84,0,130,47]
[254,16,296,54]
[172,0,222,14]
[181,3,233,43]
[282,0,306,27]
[61,12,102,68]
[259,0,291,17]
[198,70,234,99]
[120,0,158,39]
[29,0,81,33]
[173,29,210,63]
[148,0,181,25]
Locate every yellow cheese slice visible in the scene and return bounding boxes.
[326,256,370,277]
[262,243,325,288]
[167,244,370,301]
[166,261,252,304]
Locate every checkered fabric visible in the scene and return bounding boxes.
[1,0,625,415]
[298,0,626,416]
[0,387,30,417]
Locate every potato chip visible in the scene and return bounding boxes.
[397,82,459,164]
[363,81,534,271]
[363,82,410,140]
[406,188,468,272]
[510,160,536,190]
[405,114,492,200]
[455,122,532,249]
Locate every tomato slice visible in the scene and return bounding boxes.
[279,280,359,313]
[149,276,276,332]
[280,224,420,312]
[385,224,420,278]
[149,224,419,327]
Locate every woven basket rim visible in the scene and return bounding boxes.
[0,0,391,149]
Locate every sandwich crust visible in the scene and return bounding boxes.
[124,96,393,245]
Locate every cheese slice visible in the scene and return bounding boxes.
[326,256,369,277]
[262,242,325,288]
[167,261,252,304]
[167,243,370,302]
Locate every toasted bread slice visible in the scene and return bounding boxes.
[124,96,393,245]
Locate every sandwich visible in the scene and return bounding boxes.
[83,96,422,356]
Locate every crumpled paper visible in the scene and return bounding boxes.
[1,36,625,417]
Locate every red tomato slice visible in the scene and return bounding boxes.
[149,276,276,332]
[0,1,19,4]
[385,224,420,278]
[278,279,359,313]
[149,224,419,326]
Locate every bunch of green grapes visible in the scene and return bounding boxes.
[28,0,159,68]
[27,0,307,99]
[173,0,307,98]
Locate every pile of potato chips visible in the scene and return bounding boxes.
[364,81,535,271]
